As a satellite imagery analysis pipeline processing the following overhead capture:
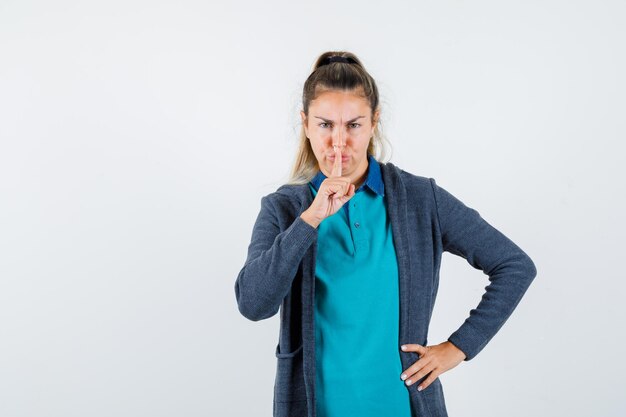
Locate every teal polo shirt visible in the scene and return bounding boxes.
[308,154,412,417]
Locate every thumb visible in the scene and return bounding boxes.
[347,183,355,197]
[340,183,355,202]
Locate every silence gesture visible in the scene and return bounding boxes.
[300,145,356,228]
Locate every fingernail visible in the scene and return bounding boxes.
[401,374,407,380]
[418,386,423,391]
[401,345,407,350]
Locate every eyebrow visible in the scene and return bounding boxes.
[314,115,365,123]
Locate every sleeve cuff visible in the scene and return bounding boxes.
[447,323,484,362]
[280,214,318,254]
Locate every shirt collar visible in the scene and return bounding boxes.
[309,154,385,196]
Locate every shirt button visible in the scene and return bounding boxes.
[354,222,360,228]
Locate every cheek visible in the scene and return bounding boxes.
[309,140,326,153]
[311,145,326,158]
[354,136,371,149]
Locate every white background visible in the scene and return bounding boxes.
[1,0,624,416]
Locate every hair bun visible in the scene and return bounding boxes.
[320,55,356,66]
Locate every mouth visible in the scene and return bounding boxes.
[328,155,350,162]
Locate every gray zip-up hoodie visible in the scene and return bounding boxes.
[235,161,537,417]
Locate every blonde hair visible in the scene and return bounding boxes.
[287,51,392,185]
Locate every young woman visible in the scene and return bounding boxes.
[235,51,537,417]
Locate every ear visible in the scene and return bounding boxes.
[371,109,380,135]
[300,110,309,137]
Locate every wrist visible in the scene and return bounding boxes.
[445,341,467,361]
[300,210,321,228]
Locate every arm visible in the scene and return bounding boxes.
[234,195,318,321]
[430,178,538,361]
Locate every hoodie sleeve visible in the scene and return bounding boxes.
[429,178,538,361]
[234,194,318,321]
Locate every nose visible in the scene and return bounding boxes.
[331,127,346,150]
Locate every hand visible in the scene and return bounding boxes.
[399,341,467,391]
[300,146,355,228]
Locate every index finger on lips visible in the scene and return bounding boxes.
[331,145,342,177]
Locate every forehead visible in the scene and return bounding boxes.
[309,90,370,113]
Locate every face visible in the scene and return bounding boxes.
[301,89,379,183]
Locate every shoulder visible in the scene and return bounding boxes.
[259,183,311,216]
[382,162,477,219]
[380,160,437,194]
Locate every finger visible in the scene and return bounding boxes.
[331,145,342,177]
[405,364,437,389]
[416,371,440,392]
[401,344,428,354]
[400,354,433,382]
[328,183,344,198]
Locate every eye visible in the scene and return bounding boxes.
[319,122,331,128]
[349,123,361,128]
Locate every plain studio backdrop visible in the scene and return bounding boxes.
[1,0,624,416]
